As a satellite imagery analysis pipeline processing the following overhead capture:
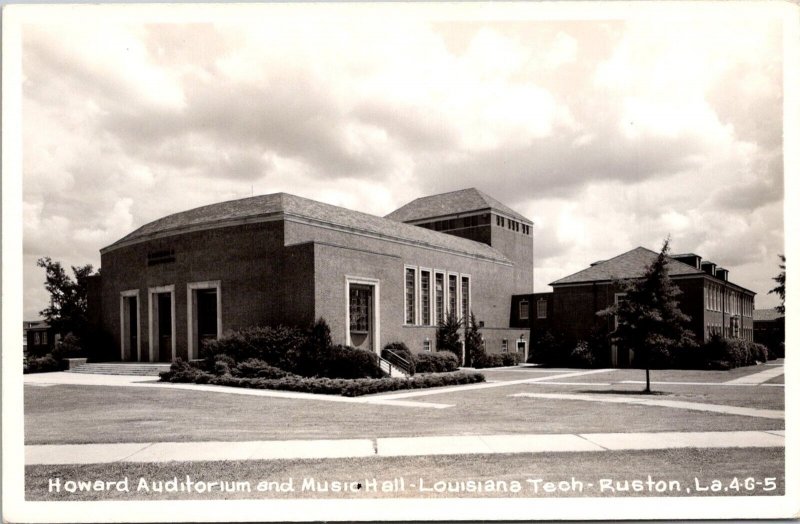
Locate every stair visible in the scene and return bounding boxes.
[378,357,408,378]
[66,362,171,376]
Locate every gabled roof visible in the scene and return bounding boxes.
[103,193,510,263]
[754,309,784,322]
[550,247,704,286]
[385,188,531,224]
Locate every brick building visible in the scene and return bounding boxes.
[529,247,755,367]
[753,308,785,356]
[91,189,533,362]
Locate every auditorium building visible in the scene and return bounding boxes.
[90,189,534,363]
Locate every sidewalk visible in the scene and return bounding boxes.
[26,430,784,465]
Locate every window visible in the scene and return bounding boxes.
[461,276,470,320]
[435,272,445,325]
[405,267,416,325]
[42,332,48,345]
[147,248,175,266]
[537,299,547,319]
[34,332,40,345]
[614,293,626,330]
[448,274,458,316]
[350,286,371,333]
[423,339,431,352]
[501,339,508,352]
[519,299,530,320]
[420,270,431,326]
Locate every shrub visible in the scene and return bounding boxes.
[569,341,596,368]
[160,358,207,382]
[233,358,292,379]
[473,352,522,368]
[24,354,60,374]
[464,313,484,367]
[316,345,384,379]
[202,325,309,373]
[529,330,569,366]
[415,352,460,373]
[51,333,85,360]
[382,342,415,375]
[167,370,485,396]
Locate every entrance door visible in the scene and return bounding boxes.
[196,289,218,351]
[128,297,138,360]
[349,284,373,351]
[157,292,173,362]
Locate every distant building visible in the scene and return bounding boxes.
[90,189,534,363]
[529,247,755,367]
[25,320,56,356]
[754,308,785,356]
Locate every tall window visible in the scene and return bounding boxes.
[448,274,458,315]
[519,299,529,320]
[349,286,370,333]
[405,267,416,325]
[435,273,445,325]
[501,339,508,352]
[461,276,470,320]
[420,270,431,326]
[537,299,547,319]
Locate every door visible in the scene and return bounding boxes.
[127,296,138,360]
[196,289,218,351]
[157,292,173,362]
[349,284,373,351]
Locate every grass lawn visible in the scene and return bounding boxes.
[25,378,784,445]
[26,447,784,500]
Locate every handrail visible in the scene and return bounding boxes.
[382,349,413,376]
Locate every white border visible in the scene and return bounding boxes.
[119,289,141,361]
[147,285,176,363]
[186,281,222,361]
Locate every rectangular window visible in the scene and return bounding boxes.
[537,299,547,319]
[349,285,371,333]
[448,274,458,316]
[34,332,40,345]
[420,270,431,326]
[435,272,445,325]
[501,339,508,352]
[461,276,470,320]
[405,267,416,325]
[423,339,431,352]
[519,299,530,320]
[42,332,48,345]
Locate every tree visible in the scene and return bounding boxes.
[436,310,462,363]
[600,238,696,393]
[36,257,95,339]
[769,254,785,314]
[464,312,484,367]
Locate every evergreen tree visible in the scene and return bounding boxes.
[769,254,785,314]
[602,239,696,392]
[464,312,484,367]
[436,310,462,363]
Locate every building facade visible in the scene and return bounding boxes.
[91,189,533,363]
[753,308,785,356]
[529,247,755,367]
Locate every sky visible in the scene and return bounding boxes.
[19,3,787,320]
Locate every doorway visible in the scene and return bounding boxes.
[348,284,373,351]
[188,281,221,360]
[120,291,140,361]
[149,285,175,363]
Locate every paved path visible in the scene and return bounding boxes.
[511,392,784,420]
[25,430,784,465]
[725,365,784,385]
[618,380,784,387]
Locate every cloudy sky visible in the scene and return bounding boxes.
[19,3,786,319]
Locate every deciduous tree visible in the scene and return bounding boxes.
[769,254,785,314]
[36,257,95,339]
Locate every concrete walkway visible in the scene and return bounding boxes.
[725,365,784,385]
[511,392,784,420]
[25,430,784,465]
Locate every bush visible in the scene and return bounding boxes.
[568,341,596,368]
[415,352,459,373]
[164,370,485,396]
[159,358,208,382]
[435,311,462,363]
[51,333,85,360]
[382,342,416,375]
[24,354,60,374]
[529,330,569,366]
[676,335,770,370]
[202,325,309,373]
[233,358,292,379]
[316,345,384,379]
[473,352,522,368]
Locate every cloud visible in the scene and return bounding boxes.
[19,8,786,319]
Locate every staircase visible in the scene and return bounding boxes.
[66,362,171,376]
[378,357,409,378]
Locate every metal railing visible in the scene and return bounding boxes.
[381,349,413,376]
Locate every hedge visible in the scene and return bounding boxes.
[473,351,523,368]
[24,355,60,374]
[161,359,484,396]
[414,352,459,373]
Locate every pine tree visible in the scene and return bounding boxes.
[603,239,696,392]
[769,254,785,314]
[464,312,484,367]
[436,310,462,363]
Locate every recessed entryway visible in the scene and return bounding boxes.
[187,281,222,360]
[148,285,175,363]
[345,276,380,353]
[120,290,140,361]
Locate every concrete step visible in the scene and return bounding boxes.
[67,363,171,376]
